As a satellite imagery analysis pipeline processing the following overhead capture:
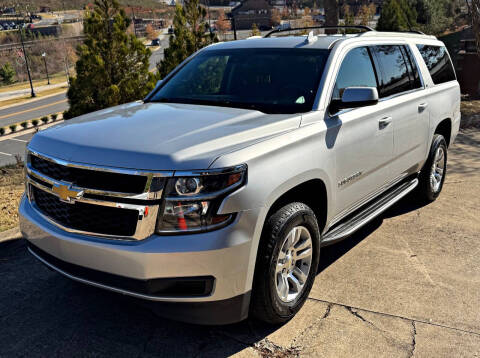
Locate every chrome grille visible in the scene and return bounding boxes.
[25,150,173,240]
[32,186,139,237]
[30,155,148,193]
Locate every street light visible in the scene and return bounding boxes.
[42,52,50,85]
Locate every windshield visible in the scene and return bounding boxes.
[149,48,329,114]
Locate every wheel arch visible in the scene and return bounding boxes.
[434,118,452,147]
[264,178,328,234]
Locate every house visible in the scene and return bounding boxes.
[230,0,273,30]
[39,6,51,13]
[339,0,383,16]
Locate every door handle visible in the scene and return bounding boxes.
[418,102,429,112]
[378,116,392,130]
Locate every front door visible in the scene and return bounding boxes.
[328,46,394,219]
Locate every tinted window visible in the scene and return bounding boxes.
[332,47,377,101]
[401,45,422,89]
[372,45,412,98]
[416,45,456,85]
[150,48,329,114]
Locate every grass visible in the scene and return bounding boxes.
[0,86,68,108]
[461,99,480,116]
[0,72,68,94]
[0,164,24,232]
[461,99,480,129]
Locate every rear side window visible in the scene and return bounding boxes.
[332,47,377,101]
[416,45,456,85]
[371,45,412,98]
[401,45,422,89]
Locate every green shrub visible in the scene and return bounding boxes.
[31,119,39,126]
[0,127,5,135]
[20,121,28,129]
[40,116,49,124]
[51,113,58,121]
[9,124,16,132]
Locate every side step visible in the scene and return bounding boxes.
[321,178,418,246]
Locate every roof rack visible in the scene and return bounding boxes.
[398,30,425,35]
[264,25,374,38]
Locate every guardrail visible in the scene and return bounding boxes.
[0,35,85,52]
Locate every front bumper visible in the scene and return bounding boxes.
[19,195,264,324]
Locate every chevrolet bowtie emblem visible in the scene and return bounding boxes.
[52,183,83,203]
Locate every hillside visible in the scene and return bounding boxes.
[14,0,169,11]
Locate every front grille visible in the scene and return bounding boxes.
[32,186,138,237]
[30,154,147,194]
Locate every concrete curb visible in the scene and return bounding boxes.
[0,227,21,243]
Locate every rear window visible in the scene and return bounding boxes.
[416,45,456,85]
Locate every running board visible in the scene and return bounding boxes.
[321,178,418,246]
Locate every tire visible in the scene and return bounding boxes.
[417,134,448,202]
[251,202,321,324]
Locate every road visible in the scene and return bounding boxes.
[0,93,68,128]
[0,132,34,166]
[0,130,479,357]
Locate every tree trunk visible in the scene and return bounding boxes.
[324,0,339,34]
[471,0,480,58]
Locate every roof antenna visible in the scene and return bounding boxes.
[306,30,318,44]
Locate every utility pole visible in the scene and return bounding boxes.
[231,16,237,40]
[206,0,212,34]
[129,5,138,36]
[42,53,50,85]
[19,13,35,97]
[61,0,71,85]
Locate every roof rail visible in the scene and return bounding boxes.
[264,25,374,38]
[398,30,426,35]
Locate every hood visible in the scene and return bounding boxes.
[28,101,301,170]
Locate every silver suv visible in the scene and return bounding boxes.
[20,28,460,325]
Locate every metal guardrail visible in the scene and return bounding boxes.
[0,35,85,52]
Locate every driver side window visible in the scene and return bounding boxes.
[332,47,378,101]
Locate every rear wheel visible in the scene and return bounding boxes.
[251,202,320,324]
[417,134,447,202]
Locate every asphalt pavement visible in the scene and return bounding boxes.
[0,132,34,166]
[0,93,68,128]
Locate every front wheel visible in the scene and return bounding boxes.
[417,134,448,202]
[251,202,321,324]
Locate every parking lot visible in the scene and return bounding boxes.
[0,129,479,357]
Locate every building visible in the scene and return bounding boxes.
[339,0,383,16]
[230,0,273,30]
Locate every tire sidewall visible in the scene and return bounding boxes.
[425,135,447,201]
[266,207,320,319]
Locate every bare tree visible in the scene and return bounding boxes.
[467,0,480,57]
[324,0,339,34]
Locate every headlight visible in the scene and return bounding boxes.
[155,164,247,234]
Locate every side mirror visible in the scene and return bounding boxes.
[330,87,378,113]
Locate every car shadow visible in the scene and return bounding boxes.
[0,195,429,357]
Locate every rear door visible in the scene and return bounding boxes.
[370,44,429,178]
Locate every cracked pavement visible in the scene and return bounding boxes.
[1,130,479,357]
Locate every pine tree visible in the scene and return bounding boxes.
[64,0,155,119]
[0,63,16,85]
[377,0,417,32]
[157,1,217,80]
